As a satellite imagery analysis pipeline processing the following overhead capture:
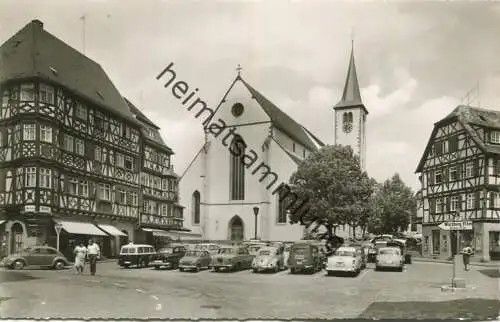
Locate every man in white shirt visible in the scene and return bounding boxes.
[87,239,100,276]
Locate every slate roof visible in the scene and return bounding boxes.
[0,20,138,124]
[240,78,325,151]
[334,46,368,115]
[416,105,500,172]
[124,98,173,154]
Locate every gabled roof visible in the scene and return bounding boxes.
[416,105,500,173]
[0,20,138,124]
[239,78,325,151]
[124,98,173,154]
[334,45,368,115]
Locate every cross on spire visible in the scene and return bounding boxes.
[236,64,242,76]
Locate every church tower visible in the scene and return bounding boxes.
[334,44,368,170]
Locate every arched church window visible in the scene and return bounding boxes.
[277,194,288,224]
[347,112,353,123]
[230,135,245,200]
[192,190,200,224]
[342,112,347,123]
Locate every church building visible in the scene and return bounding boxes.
[179,47,368,242]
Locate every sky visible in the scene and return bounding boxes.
[1,0,500,192]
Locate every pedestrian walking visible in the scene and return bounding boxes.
[87,239,100,276]
[461,244,473,271]
[73,242,87,274]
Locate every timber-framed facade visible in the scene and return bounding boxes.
[416,105,500,262]
[0,20,187,260]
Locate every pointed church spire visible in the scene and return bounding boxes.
[334,43,364,110]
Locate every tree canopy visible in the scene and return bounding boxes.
[286,145,373,240]
[367,173,416,234]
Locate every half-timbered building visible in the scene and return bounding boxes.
[125,99,199,244]
[416,105,500,262]
[0,20,185,259]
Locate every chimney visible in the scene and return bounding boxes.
[31,19,43,29]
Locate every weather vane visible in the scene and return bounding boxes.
[236,64,242,76]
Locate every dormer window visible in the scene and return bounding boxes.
[491,131,500,144]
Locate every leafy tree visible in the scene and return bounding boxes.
[367,173,416,234]
[286,145,373,242]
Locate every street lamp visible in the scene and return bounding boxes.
[253,206,259,240]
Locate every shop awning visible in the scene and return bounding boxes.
[0,220,5,225]
[142,228,171,237]
[55,220,107,236]
[97,224,127,236]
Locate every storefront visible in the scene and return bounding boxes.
[422,221,500,262]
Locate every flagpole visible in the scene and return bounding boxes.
[81,14,87,55]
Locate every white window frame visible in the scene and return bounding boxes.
[75,102,87,120]
[63,135,74,152]
[20,83,35,101]
[435,198,443,214]
[465,162,474,178]
[95,146,102,161]
[39,168,51,188]
[99,183,111,201]
[116,153,124,168]
[491,131,500,144]
[23,124,36,141]
[118,189,126,204]
[75,138,85,156]
[435,170,442,184]
[450,196,460,212]
[25,167,36,187]
[78,180,89,197]
[130,192,138,206]
[449,166,457,181]
[68,178,78,195]
[39,84,54,104]
[467,193,475,209]
[124,156,133,170]
[39,124,52,143]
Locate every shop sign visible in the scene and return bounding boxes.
[39,206,51,213]
[24,205,36,213]
[438,221,473,231]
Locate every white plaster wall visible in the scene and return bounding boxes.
[178,148,205,237]
[273,129,309,159]
[266,138,304,241]
[335,108,363,157]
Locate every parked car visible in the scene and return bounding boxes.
[375,247,404,272]
[3,246,69,270]
[178,250,211,272]
[118,244,156,268]
[387,240,412,264]
[247,243,267,256]
[211,246,254,272]
[192,243,220,255]
[288,241,323,274]
[152,245,186,270]
[251,246,285,273]
[326,246,364,276]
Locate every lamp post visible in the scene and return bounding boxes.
[451,211,460,288]
[253,206,259,240]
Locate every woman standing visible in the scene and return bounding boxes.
[73,242,87,274]
[461,244,473,271]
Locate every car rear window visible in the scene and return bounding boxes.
[291,247,308,255]
[334,250,355,257]
[379,248,400,255]
[259,250,271,256]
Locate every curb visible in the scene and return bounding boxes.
[412,257,499,268]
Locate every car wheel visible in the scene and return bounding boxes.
[54,260,65,270]
[252,268,258,273]
[196,265,201,272]
[13,260,25,270]
[154,266,160,270]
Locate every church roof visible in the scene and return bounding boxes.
[415,105,500,172]
[0,20,139,125]
[334,46,368,115]
[239,78,325,151]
